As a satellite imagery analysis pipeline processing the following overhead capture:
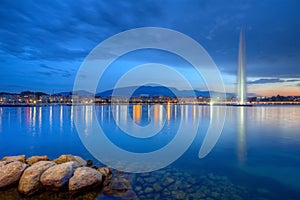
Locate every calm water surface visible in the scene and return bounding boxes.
[0,105,299,200]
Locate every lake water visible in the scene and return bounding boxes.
[0,105,299,199]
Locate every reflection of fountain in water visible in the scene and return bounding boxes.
[237,28,247,105]
[237,107,247,163]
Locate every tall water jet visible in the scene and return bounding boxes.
[237,28,247,105]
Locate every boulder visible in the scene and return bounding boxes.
[26,155,49,166]
[52,154,74,164]
[0,161,27,188]
[97,167,111,177]
[103,177,131,194]
[53,154,87,167]
[0,161,8,167]
[73,156,87,167]
[40,161,76,190]
[69,167,102,191]
[103,177,137,199]
[2,155,26,163]
[18,161,56,195]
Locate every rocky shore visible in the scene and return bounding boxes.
[1,155,276,200]
[0,154,137,199]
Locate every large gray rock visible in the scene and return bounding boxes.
[69,167,102,191]
[2,155,26,163]
[26,155,49,166]
[53,154,87,167]
[0,161,27,188]
[18,161,56,195]
[40,161,76,190]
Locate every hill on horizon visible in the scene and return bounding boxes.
[95,86,232,98]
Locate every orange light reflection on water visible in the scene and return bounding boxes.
[133,104,141,123]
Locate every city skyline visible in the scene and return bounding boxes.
[0,1,300,96]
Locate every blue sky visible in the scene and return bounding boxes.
[0,0,299,96]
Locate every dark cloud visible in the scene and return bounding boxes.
[0,0,164,61]
[248,78,283,84]
[221,61,300,78]
[248,78,299,85]
[36,71,53,77]
[37,64,72,78]
[0,84,28,93]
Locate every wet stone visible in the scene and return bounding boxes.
[53,154,87,167]
[163,188,171,196]
[144,177,156,183]
[2,155,26,163]
[18,161,56,195]
[115,169,124,174]
[0,161,8,167]
[211,191,220,198]
[26,155,49,166]
[136,177,144,184]
[0,161,28,188]
[186,187,195,193]
[135,185,142,191]
[187,177,197,184]
[144,187,153,193]
[162,177,175,187]
[69,167,102,191]
[86,159,93,166]
[172,190,186,199]
[140,173,150,177]
[103,177,130,194]
[97,167,111,177]
[154,193,161,200]
[153,183,163,192]
[40,161,76,190]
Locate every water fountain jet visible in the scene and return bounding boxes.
[237,28,248,105]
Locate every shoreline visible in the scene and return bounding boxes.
[1,102,300,107]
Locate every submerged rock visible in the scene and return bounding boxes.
[18,161,56,195]
[86,159,93,166]
[0,161,27,188]
[2,155,26,163]
[97,167,111,177]
[40,161,76,190]
[26,155,49,166]
[144,187,154,193]
[162,177,175,187]
[103,177,137,199]
[53,154,87,167]
[153,183,163,192]
[69,167,102,191]
[103,177,130,194]
[73,156,87,167]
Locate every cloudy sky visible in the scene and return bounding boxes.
[0,0,299,96]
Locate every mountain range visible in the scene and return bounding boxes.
[95,86,234,98]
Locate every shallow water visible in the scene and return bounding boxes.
[0,105,299,199]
